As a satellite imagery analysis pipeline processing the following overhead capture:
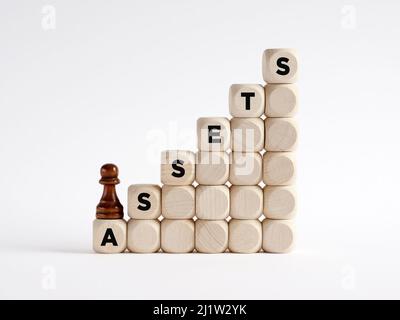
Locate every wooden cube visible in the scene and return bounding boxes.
[265,84,298,117]
[228,219,262,253]
[127,219,160,253]
[262,219,295,253]
[229,84,264,118]
[162,185,195,219]
[197,117,231,151]
[230,186,263,219]
[265,118,298,152]
[196,152,229,185]
[127,184,161,219]
[161,219,194,253]
[196,185,230,220]
[161,150,195,186]
[264,186,296,220]
[229,152,262,186]
[263,152,296,185]
[93,219,126,254]
[195,220,228,253]
[231,118,264,152]
[262,48,298,84]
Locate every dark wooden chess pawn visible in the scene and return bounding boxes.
[96,163,124,219]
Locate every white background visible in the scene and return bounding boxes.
[1,0,400,299]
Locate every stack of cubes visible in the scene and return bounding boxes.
[228,84,265,253]
[261,48,298,253]
[195,118,231,253]
[127,183,162,253]
[94,48,298,254]
[127,150,197,253]
[160,151,196,253]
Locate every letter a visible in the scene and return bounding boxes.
[101,228,118,246]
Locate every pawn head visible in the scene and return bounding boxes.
[99,163,120,184]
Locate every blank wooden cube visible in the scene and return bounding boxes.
[265,84,298,117]
[197,117,231,151]
[127,219,160,253]
[263,152,296,185]
[229,152,262,186]
[265,118,298,151]
[262,48,298,84]
[228,219,262,253]
[264,186,296,220]
[161,150,195,186]
[262,219,295,253]
[231,118,264,152]
[229,84,264,118]
[195,220,228,253]
[128,184,161,219]
[196,152,229,185]
[162,185,195,219]
[93,219,126,254]
[161,219,194,253]
[196,185,230,220]
[230,186,263,219]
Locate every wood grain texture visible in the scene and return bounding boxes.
[161,150,195,186]
[264,186,296,220]
[228,219,262,253]
[262,219,295,253]
[127,184,161,219]
[196,185,230,220]
[161,219,195,253]
[230,186,263,220]
[229,152,262,186]
[229,84,265,118]
[127,219,160,253]
[93,219,126,254]
[231,118,265,152]
[197,117,231,151]
[265,84,298,117]
[162,185,195,219]
[195,220,228,253]
[196,152,229,185]
[265,118,298,151]
[262,48,298,84]
[263,152,296,186]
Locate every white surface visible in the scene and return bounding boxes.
[1,0,400,299]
